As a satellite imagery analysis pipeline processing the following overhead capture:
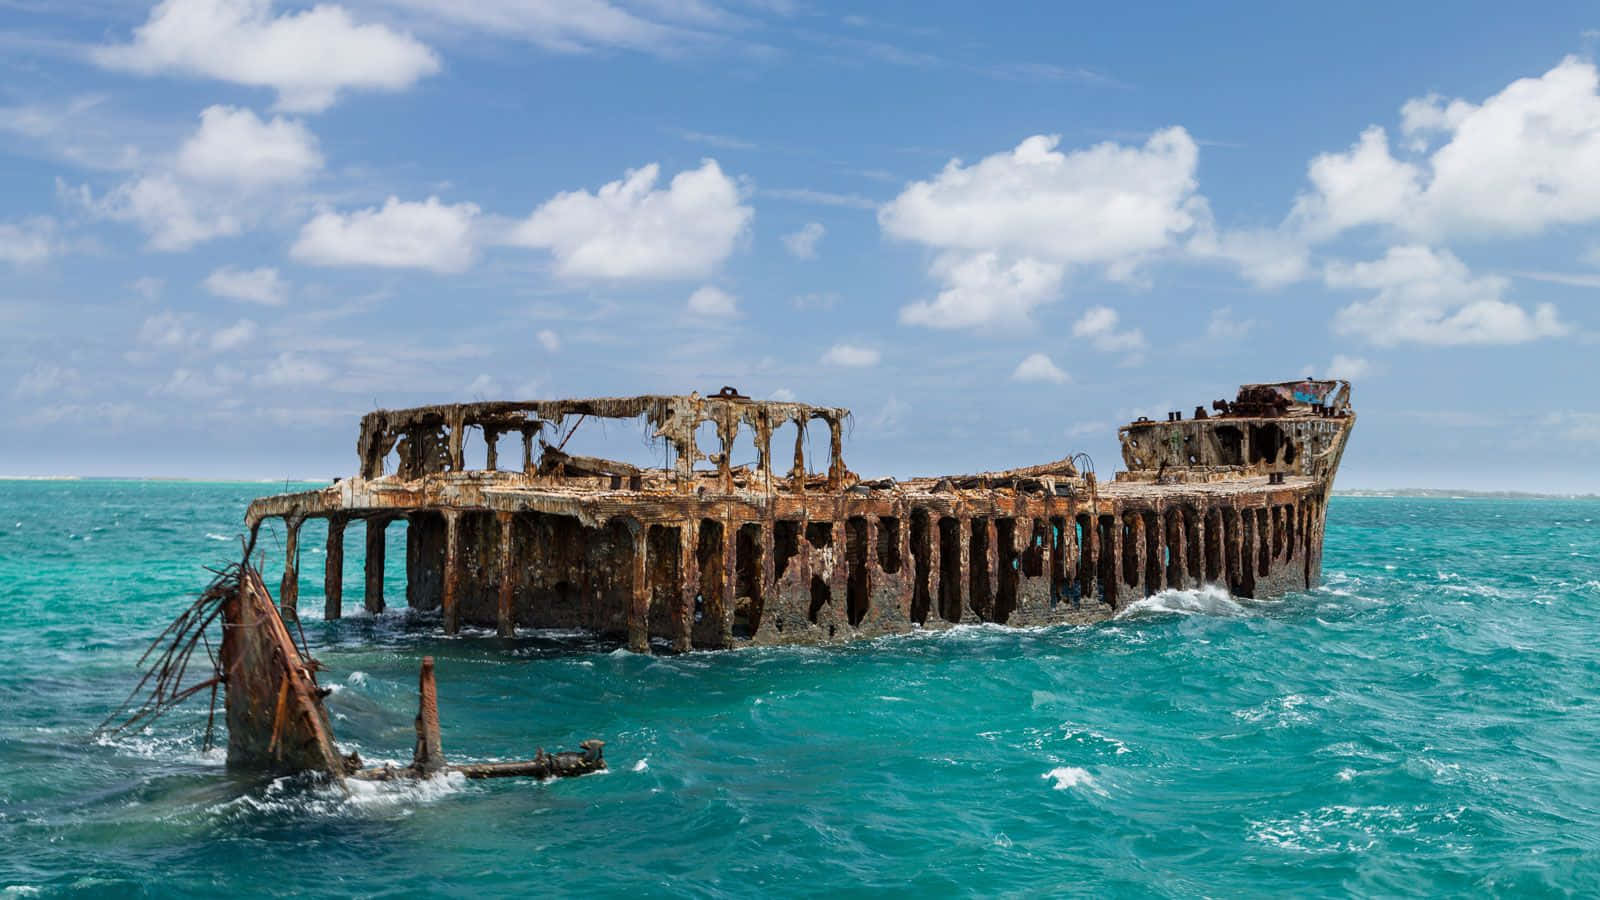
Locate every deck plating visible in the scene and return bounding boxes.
[248,381,1355,650]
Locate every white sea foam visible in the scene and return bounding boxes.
[632,758,649,772]
[205,533,231,541]
[346,671,368,687]
[1116,584,1246,619]
[94,731,227,767]
[210,769,469,821]
[1234,693,1313,728]
[344,770,468,810]
[1248,804,1418,854]
[1042,766,1106,795]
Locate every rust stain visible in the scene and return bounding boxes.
[247,381,1356,650]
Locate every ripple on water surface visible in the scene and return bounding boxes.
[1,485,1599,896]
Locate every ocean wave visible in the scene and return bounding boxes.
[208,769,470,822]
[1116,584,1246,619]
[1042,766,1107,795]
[1248,804,1451,855]
[93,730,226,767]
[1233,693,1315,728]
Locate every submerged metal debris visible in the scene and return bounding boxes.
[247,380,1356,650]
[105,562,605,784]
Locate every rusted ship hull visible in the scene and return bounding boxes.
[246,381,1354,650]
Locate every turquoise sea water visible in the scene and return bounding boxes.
[2,481,1598,897]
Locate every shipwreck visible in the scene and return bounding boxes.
[104,561,607,786]
[244,379,1355,650]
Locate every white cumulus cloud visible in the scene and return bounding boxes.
[508,159,751,281]
[81,105,322,250]
[292,196,480,272]
[1186,217,1312,288]
[897,251,1064,330]
[0,218,56,265]
[258,351,332,386]
[94,0,440,113]
[204,265,288,305]
[820,343,879,367]
[95,173,243,251]
[782,221,825,259]
[1324,354,1372,380]
[1011,352,1069,384]
[537,329,560,352]
[1072,306,1147,354]
[210,318,258,351]
[176,105,321,184]
[686,284,738,316]
[1325,245,1568,346]
[1203,306,1255,341]
[1293,57,1600,241]
[372,0,704,55]
[881,129,1202,328]
[881,130,1200,265]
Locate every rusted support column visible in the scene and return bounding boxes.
[1259,507,1273,572]
[898,507,914,617]
[1149,510,1165,595]
[247,521,261,567]
[497,511,516,638]
[1080,514,1096,602]
[1226,508,1243,593]
[864,515,879,575]
[956,516,970,621]
[629,521,650,653]
[364,516,387,614]
[447,409,466,472]
[1039,512,1054,601]
[721,516,736,646]
[827,417,845,488]
[796,514,812,613]
[754,416,771,487]
[1168,508,1185,590]
[832,514,848,628]
[717,421,734,495]
[761,519,776,597]
[280,515,302,618]
[485,427,499,471]
[413,656,444,775]
[442,510,462,635]
[521,426,535,474]
[791,419,807,493]
[1128,512,1144,595]
[1102,514,1119,608]
[324,514,346,621]
[1060,512,1078,600]
[982,517,998,619]
[676,520,698,652]
[1191,508,1205,584]
[926,515,941,614]
[674,431,695,491]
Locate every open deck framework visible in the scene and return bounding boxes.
[246,381,1355,651]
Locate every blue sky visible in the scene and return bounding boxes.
[3,1,1599,489]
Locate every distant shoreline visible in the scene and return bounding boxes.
[0,476,330,485]
[1334,488,1599,500]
